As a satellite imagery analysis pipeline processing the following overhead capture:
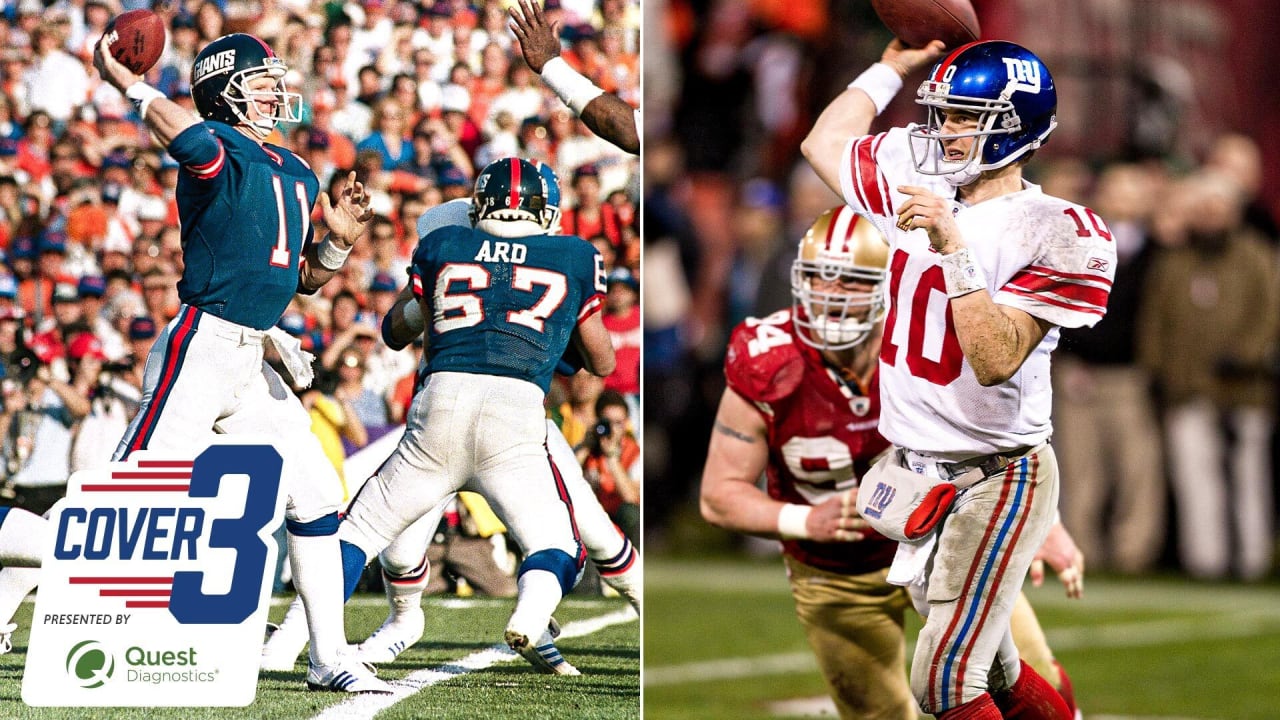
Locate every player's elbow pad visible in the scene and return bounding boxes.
[381,311,410,351]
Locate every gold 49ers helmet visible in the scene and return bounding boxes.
[791,205,890,351]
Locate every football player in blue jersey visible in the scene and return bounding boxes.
[94,33,391,693]
[335,157,616,669]
[260,161,640,676]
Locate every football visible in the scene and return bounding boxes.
[870,0,981,50]
[103,9,166,75]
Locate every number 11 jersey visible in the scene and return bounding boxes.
[838,126,1118,459]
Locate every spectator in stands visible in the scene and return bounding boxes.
[122,316,157,393]
[333,346,388,429]
[358,96,412,169]
[2,355,88,516]
[24,23,89,128]
[19,231,74,326]
[139,268,178,326]
[561,163,621,249]
[0,275,17,318]
[557,370,604,447]
[602,267,639,415]
[1055,164,1168,574]
[577,389,639,544]
[1139,172,1279,581]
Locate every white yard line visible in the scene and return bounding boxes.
[307,609,637,720]
[645,609,1280,687]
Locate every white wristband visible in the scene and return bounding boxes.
[125,82,166,120]
[848,63,904,116]
[777,503,812,540]
[400,295,424,333]
[316,235,353,271]
[540,57,605,115]
[940,248,988,298]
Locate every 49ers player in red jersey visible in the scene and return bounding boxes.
[700,206,1081,720]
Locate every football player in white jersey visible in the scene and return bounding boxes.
[802,39,1114,720]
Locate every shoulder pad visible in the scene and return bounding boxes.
[724,312,806,404]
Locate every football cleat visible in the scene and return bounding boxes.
[0,623,16,655]
[306,659,394,694]
[505,618,580,676]
[354,606,426,664]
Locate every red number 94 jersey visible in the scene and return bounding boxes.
[724,309,897,575]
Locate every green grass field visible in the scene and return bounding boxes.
[0,593,639,720]
[644,557,1280,720]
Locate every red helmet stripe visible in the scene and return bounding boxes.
[508,157,521,209]
[931,40,986,82]
[823,205,840,251]
[250,34,277,58]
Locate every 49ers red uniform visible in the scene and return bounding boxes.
[725,307,917,720]
[725,308,897,573]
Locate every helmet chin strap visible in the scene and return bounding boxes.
[244,118,276,139]
[943,162,982,187]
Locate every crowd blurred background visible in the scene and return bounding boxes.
[0,0,639,596]
[643,0,1280,582]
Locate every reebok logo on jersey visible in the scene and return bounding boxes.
[1087,257,1110,272]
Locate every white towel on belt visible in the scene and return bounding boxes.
[265,326,316,389]
[886,534,936,588]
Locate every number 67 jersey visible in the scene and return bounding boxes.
[839,126,1118,459]
[411,225,605,393]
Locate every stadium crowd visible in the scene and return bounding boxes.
[644,0,1280,582]
[0,0,640,593]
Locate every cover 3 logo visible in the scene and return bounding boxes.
[22,438,286,707]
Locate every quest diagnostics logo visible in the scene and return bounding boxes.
[23,441,287,707]
[66,640,115,688]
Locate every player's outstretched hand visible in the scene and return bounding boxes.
[880,38,947,79]
[805,490,869,543]
[319,170,375,246]
[94,34,142,93]
[1030,521,1085,599]
[896,185,963,253]
[509,0,561,73]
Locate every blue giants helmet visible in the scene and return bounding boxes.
[531,160,562,233]
[908,41,1057,186]
[469,158,549,232]
[191,34,303,138]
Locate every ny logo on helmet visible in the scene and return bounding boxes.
[1002,58,1041,94]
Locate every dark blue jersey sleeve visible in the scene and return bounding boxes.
[167,123,227,181]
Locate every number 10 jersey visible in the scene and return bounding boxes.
[838,126,1118,459]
